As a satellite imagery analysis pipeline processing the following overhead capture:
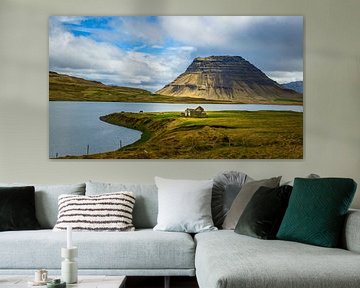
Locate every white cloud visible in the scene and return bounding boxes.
[49,16,303,91]
[51,16,86,25]
[152,45,163,49]
[101,17,165,46]
[158,16,303,72]
[49,21,193,91]
[265,71,303,84]
[167,46,196,52]
[159,16,271,49]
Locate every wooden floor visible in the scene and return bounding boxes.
[126,276,199,288]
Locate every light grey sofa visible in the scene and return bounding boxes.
[0,181,359,288]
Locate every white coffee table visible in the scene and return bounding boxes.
[0,275,126,288]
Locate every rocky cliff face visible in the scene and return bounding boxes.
[156,56,302,103]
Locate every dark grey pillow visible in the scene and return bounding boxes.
[212,171,250,228]
[0,183,86,228]
[0,186,41,231]
[223,176,282,230]
[235,185,293,239]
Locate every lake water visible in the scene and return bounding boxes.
[49,102,303,157]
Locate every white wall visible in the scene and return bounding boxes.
[0,0,359,208]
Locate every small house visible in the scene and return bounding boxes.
[183,106,207,118]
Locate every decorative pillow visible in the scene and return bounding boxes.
[222,176,281,230]
[212,171,251,228]
[53,192,136,231]
[86,181,158,229]
[153,177,217,233]
[277,178,357,247]
[283,173,320,186]
[0,182,85,228]
[0,186,41,231]
[235,185,293,239]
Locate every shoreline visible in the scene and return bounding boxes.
[49,99,303,106]
[60,110,303,159]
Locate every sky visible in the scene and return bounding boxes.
[49,16,303,92]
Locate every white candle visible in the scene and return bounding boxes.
[67,225,72,249]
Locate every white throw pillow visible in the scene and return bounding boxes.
[153,177,217,233]
[53,192,135,232]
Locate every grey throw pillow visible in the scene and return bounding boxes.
[153,177,217,233]
[212,171,251,228]
[222,176,281,230]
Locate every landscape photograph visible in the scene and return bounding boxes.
[49,16,304,159]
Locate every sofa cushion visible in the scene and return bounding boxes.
[153,177,216,233]
[0,186,40,231]
[0,229,195,271]
[222,176,281,229]
[234,185,292,239]
[277,178,357,247]
[86,182,157,229]
[195,230,360,288]
[0,183,85,228]
[53,192,136,232]
[212,171,250,228]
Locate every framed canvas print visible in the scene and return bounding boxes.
[49,16,303,159]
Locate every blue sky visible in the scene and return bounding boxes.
[49,16,303,91]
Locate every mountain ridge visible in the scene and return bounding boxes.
[156,56,302,103]
[281,81,303,93]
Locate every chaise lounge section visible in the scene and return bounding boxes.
[195,215,360,288]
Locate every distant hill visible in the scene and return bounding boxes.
[49,71,236,104]
[281,81,303,93]
[156,56,303,104]
[49,71,152,102]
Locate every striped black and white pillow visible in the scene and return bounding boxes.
[53,192,136,231]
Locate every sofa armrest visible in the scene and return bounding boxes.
[342,209,360,253]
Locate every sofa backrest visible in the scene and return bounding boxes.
[86,181,158,229]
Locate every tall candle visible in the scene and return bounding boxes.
[67,225,72,249]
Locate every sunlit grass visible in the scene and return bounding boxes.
[63,110,303,159]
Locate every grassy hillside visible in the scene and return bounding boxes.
[49,71,233,104]
[62,110,303,159]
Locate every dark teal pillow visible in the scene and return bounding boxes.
[277,178,357,247]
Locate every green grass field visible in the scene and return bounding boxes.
[63,110,303,159]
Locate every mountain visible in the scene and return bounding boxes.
[49,71,152,102]
[156,56,302,103]
[281,81,303,93]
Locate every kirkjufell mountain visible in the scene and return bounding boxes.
[156,56,302,103]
